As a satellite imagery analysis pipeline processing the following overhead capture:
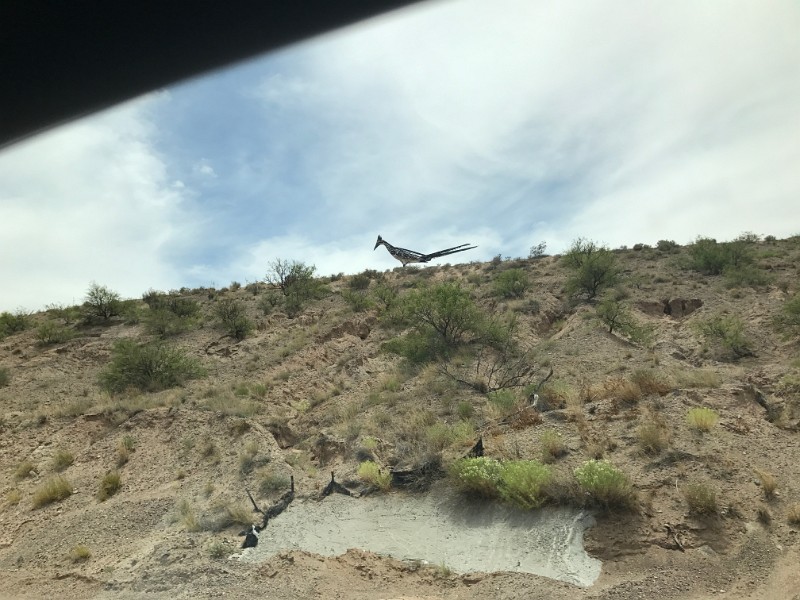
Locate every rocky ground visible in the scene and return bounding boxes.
[1,238,799,599]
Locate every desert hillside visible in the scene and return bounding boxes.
[1,235,799,600]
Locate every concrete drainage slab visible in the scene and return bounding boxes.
[238,492,601,587]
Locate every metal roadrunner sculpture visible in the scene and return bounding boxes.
[373,235,477,267]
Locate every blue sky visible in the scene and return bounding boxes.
[2,0,800,311]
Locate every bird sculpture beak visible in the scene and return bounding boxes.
[373,235,382,250]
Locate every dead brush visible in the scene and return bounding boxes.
[754,469,778,499]
[637,412,671,455]
[630,369,672,396]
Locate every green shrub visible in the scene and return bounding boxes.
[349,273,372,291]
[683,480,717,514]
[487,389,519,416]
[357,460,392,491]
[45,303,82,325]
[214,299,253,340]
[99,339,205,393]
[83,282,122,323]
[574,460,636,510]
[144,308,196,337]
[493,269,529,298]
[562,238,620,300]
[656,239,680,252]
[697,315,753,359]
[686,236,754,275]
[264,258,327,317]
[371,281,399,312]
[0,367,9,388]
[36,320,75,345]
[724,264,772,289]
[686,407,719,432]
[400,282,482,348]
[498,460,552,509]
[0,310,31,338]
[97,470,122,501]
[449,457,504,498]
[32,476,73,508]
[341,289,373,312]
[775,294,800,339]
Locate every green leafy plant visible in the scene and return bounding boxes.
[448,457,504,498]
[0,367,10,388]
[0,310,31,338]
[497,460,552,509]
[99,339,205,393]
[574,459,636,510]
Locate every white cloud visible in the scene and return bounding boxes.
[0,96,193,311]
[251,0,800,254]
[193,158,217,178]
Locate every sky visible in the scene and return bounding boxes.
[2,0,800,311]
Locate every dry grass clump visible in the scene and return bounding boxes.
[177,498,200,532]
[238,440,269,475]
[116,435,135,467]
[32,476,73,508]
[673,368,721,389]
[629,369,672,396]
[637,418,671,455]
[208,541,232,559]
[258,470,291,495]
[683,479,718,515]
[357,460,392,491]
[754,469,778,499]
[539,429,567,462]
[97,470,122,501]
[5,488,22,506]
[68,545,92,562]
[51,448,75,472]
[787,503,800,525]
[14,460,36,480]
[686,407,719,432]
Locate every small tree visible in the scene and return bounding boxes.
[596,293,632,334]
[563,239,619,300]
[528,241,547,259]
[264,258,325,317]
[84,282,122,322]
